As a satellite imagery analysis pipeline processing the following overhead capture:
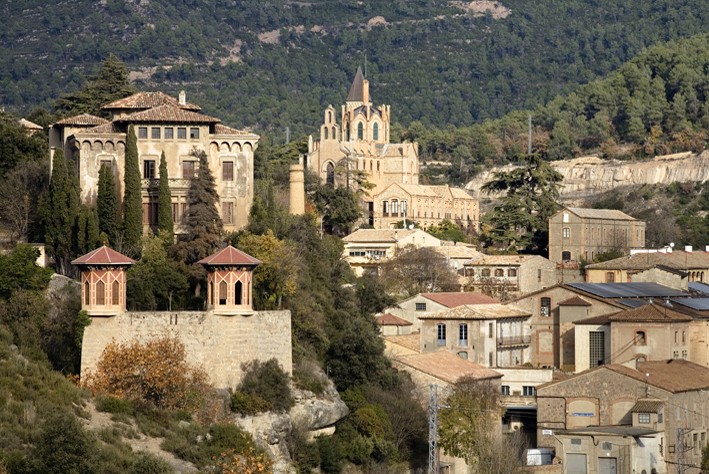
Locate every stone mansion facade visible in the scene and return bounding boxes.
[49,91,259,234]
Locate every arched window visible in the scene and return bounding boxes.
[324,127,329,139]
[328,110,332,122]
[508,269,517,277]
[326,163,335,185]
[482,268,491,277]
[112,280,120,305]
[373,122,379,141]
[219,281,227,305]
[345,124,350,141]
[84,281,90,306]
[332,126,336,139]
[494,269,504,277]
[96,280,105,305]
[209,281,214,305]
[235,281,243,305]
[357,122,363,140]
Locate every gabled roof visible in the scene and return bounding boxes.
[421,292,498,307]
[213,123,259,138]
[71,246,135,266]
[566,282,686,299]
[587,250,709,271]
[346,66,365,102]
[376,313,412,326]
[54,114,109,126]
[631,399,664,413]
[196,245,261,267]
[83,122,122,134]
[420,303,529,320]
[564,207,638,221]
[342,228,424,243]
[117,104,220,124]
[102,91,201,111]
[19,118,42,130]
[395,351,502,384]
[559,296,592,306]
[465,254,543,266]
[575,303,692,325]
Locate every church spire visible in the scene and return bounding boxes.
[346,66,367,103]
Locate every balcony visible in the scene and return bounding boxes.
[141,178,192,190]
[497,334,531,347]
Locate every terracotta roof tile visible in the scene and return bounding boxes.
[83,122,122,134]
[19,118,42,130]
[559,296,592,306]
[71,246,135,266]
[118,104,220,124]
[607,359,709,393]
[421,292,499,308]
[395,351,502,384]
[384,334,421,353]
[54,114,109,126]
[420,303,529,320]
[213,123,259,138]
[631,399,664,413]
[567,207,638,221]
[607,303,692,322]
[376,313,412,326]
[466,254,541,265]
[587,250,709,271]
[102,91,201,111]
[197,245,261,266]
[342,228,420,243]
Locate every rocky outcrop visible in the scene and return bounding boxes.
[234,384,349,474]
[466,150,709,202]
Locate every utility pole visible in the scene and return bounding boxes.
[429,384,439,474]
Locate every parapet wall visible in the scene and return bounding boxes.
[81,310,292,389]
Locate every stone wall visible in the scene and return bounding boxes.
[81,310,292,389]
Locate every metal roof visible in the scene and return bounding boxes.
[689,282,709,295]
[670,297,709,311]
[567,282,687,299]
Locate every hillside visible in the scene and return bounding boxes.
[3,0,709,135]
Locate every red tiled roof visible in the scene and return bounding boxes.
[559,296,592,306]
[54,114,109,126]
[213,123,258,137]
[395,351,502,384]
[71,246,135,266]
[83,122,122,134]
[422,292,499,307]
[376,313,413,326]
[608,359,709,393]
[102,91,201,111]
[197,245,261,266]
[576,303,692,325]
[117,105,220,124]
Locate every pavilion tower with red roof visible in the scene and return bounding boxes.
[72,246,135,316]
[197,244,261,315]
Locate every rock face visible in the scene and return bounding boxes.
[466,150,709,202]
[234,383,349,474]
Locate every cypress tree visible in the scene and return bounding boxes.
[123,125,143,254]
[157,151,174,239]
[97,164,118,244]
[45,149,78,275]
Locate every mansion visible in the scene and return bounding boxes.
[49,91,259,233]
[306,68,479,232]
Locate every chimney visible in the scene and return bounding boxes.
[685,245,693,253]
[178,90,186,106]
[289,161,305,215]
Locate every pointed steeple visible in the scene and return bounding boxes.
[346,66,366,102]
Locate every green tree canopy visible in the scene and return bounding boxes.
[122,125,142,254]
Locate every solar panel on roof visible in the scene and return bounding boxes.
[567,282,687,299]
[671,298,709,311]
[689,282,709,295]
[616,299,648,308]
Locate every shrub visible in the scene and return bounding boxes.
[95,396,134,415]
[230,391,271,416]
[210,447,274,474]
[292,358,327,395]
[162,422,257,468]
[82,335,209,412]
[130,452,174,474]
[30,412,98,474]
[234,359,293,414]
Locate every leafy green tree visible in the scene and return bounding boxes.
[379,246,460,297]
[97,164,119,244]
[0,110,48,177]
[427,219,467,242]
[76,204,101,254]
[481,154,563,254]
[122,125,142,254]
[30,412,98,474]
[42,286,91,374]
[0,160,47,242]
[312,184,362,236]
[45,149,79,275]
[157,151,174,239]
[0,244,52,300]
[54,54,136,118]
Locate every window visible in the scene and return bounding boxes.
[522,386,536,397]
[401,200,408,216]
[222,161,234,181]
[682,331,686,343]
[112,280,119,305]
[326,163,335,185]
[482,268,491,277]
[537,268,542,282]
[172,203,179,222]
[501,385,510,396]
[682,350,688,359]
[182,161,196,178]
[635,331,646,345]
[590,331,605,367]
[540,297,551,317]
[415,303,427,311]
[222,202,234,225]
[459,324,468,346]
[488,322,493,338]
[391,200,399,216]
[562,212,569,223]
[508,269,517,277]
[382,201,389,215]
[675,331,679,343]
[638,413,651,424]
[489,352,493,366]
[164,127,174,139]
[606,272,615,283]
[658,411,663,423]
[673,351,679,359]
[151,127,161,139]
[100,159,113,169]
[357,122,363,140]
[235,281,243,305]
[373,122,379,140]
[219,281,227,305]
[138,127,148,139]
[96,280,105,305]
[324,127,328,139]
[437,323,446,346]
[190,127,199,139]
[84,281,90,305]
[562,251,571,261]
[494,268,504,277]
[177,127,187,139]
[563,227,570,238]
[143,160,156,179]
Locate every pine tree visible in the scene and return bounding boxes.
[122,125,143,254]
[97,164,118,244]
[157,151,174,240]
[45,149,79,275]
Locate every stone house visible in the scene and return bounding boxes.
[375,312,413,336]
[74,244,291,389]
[49,91,259,234]
[460,253,557,297]
[548,207,646,265]
[573,303,693,373]
[537,359,709,474]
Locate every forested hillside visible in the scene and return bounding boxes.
[2,0,709,137]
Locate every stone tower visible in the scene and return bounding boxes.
[289,159,305,215]
[72,246,135,316]
[197,245,261,315]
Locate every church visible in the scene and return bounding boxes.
[306,68,479,232]
[49,91,258,234]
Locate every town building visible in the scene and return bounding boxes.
[536,359,709,474]
[548,207,646,265]
[461,254,557,298]
[49,91,259,234]
[306,68,478,231]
